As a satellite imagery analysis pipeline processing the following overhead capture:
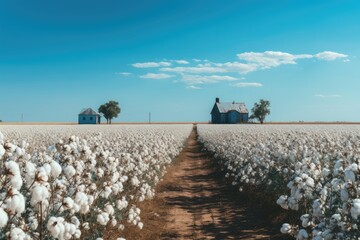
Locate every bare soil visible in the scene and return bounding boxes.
[116,126,290,240]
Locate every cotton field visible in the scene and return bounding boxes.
[198,124,360,240]
[0,125,192,239]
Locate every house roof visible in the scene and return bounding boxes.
[79,108,100,116]
[215,102,249,114]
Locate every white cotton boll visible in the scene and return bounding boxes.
[9,174,23,191]
[138,222,144,229]
[63,197,74,210]
[276,195,288,209]
[322,168,330,177]
[31,185,49,206]
[47,145,57,153]
[74,192,89,214]
[6,191,26,216]
[43,163,52,176]
[340,188,349,201]
[344,169,356,182]
[280,223,292,234]
[330,214,341,226]
[50,160,62,178]
[97,212,110,226]
[105,204,115,215]
[82,222,90,230]
[64,165,76,178]
[116,197,128,210]
[0,208,9,228]
[9,227,30,240]
[131,176,140,187]
[111,218,117,226]
[117,238,126,240]
[36,167,49,182]
[0,145,5,158]
[288,197,299,211]
[118,224,125,230]
[320,187,328,201]
[24,162,36,186]
[97,168,104,178]
[101,186,112,199]
[296,229,309,240]
[74,229,81,239]
[112,182,124,195]
[5,161,23,189]
[300,214,310,227]
[4,143,16,153]
[321,229,333,240]
[350,199,360,219]
[71,216,80,227]
[305,177,314,188]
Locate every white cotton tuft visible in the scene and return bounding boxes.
[0,208,9,228]
[97,212,110,226]
[6,190,26,216]
[351,199,360,219]
[64,165,76,178]
[31,185,49,206]
[280,223,292,234]
[50,160,62,178]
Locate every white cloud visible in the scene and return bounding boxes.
[116,72,132,76]
[315,51,348,61]
[160,66,227,74]
[132,61,171,68]
[315,94,341,98]
[181,74,238,85]
[131,50,348,88]
[187,85,202,90]
[140,73,174,79]
[174,60,189,64]
[214,62,258,74]
[237,51,313,69]
[230,82,263,88]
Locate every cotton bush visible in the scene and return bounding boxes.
[198,124,360,240]
[0,124,192,239]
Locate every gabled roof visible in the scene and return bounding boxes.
[79,108,100,116]
[215,102,248,114]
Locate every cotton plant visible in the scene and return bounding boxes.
[197,124,360,239]
[0,124,192,239]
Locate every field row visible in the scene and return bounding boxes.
[198,124,360,240]
[0,125,192,240]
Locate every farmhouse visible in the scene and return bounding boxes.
[211,98,249,124]
[78,108,101,124]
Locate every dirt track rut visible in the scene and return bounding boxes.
[158,126,276,240]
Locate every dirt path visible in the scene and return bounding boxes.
[155,126,279,240]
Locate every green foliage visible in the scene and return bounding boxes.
[250,99,270,124]
[98,100,121,124]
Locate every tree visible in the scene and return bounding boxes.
[250,99,270,124]
[98,101,121,124]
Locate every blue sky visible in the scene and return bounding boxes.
[0,0,359,122]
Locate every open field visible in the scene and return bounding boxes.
[2,124,360,239]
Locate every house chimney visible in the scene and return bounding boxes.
[216,97,220,103]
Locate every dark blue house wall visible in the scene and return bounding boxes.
[240,113,249,123]
[226,111,240,124]
[78,114,99,124]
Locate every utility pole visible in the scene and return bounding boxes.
[149,112,151,124]
[21,113,23,122]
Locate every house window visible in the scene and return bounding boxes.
[83,117,85,120]
[90,117,93,120]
